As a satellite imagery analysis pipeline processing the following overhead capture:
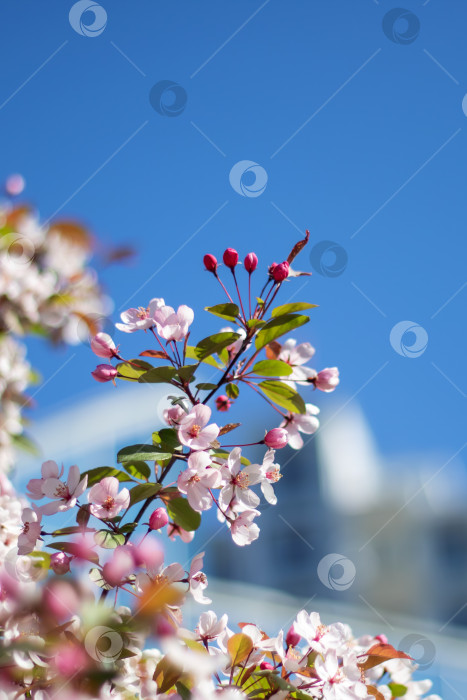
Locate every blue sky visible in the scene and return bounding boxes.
[1,0,466,471]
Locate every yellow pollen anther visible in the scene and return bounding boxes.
[189,424,201,438]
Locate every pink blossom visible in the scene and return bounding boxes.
[257,449,282,505]
[167,522,195,543]
[149,506,169,530]
[264,428,288,449]
[280,403,320,450]
[278,338,317,386]
[153,304,194,341]
[219,447,261,511]
[26,460,64,500]
[313,367,340,392]
[90,332,117,359]
[197,610,228,641]
[115,298,165,333]
[178,404,219,451]
[17,507,42,555]
[91,364,118,383]
[229,509,260,546]
[285,625,300,648]
[164,404,186,426]
[41,464,88,514]
[189,552,210,604]
[177,451,221,512]
[88,476,130,519]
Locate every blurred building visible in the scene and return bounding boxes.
[206,404,467,628]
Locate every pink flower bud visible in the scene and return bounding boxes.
[223,248,239,269]
[286,624,301,648]
[264,428,288,449]
[91,332,116,359]
[244,252,258,273]
[216,395,232,412]
[314,367,340,392]
[271,261,289,282]
[260,661,274,670]
[164,404,186,426]
[204,254,218,273]
[149,506,169,530]
[5,174,25,196]
[50,552,71,575]
[91,364,118,383]
[375,634,389,644]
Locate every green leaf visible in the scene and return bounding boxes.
[167,497,201,531]
[388,684,407,698]
[177,365,197,382]
[138,366,178,384]
[122,461,151,481]
[76,504,91,528]
[153,429,182,452]
[271,302,317,317]
[204,303,240,321]
[247,318,266,330]
[11,432,40,456]
[117,444,172,463]
[47,542,99,564]
[194,332,240,360]
[81,467,134,487]
[129,482,161,506]
[94,530,125,549]
[259,380,306,414]
[185,346,221,368]
[120,522,138,534]
[255,314,310,350]
[251,359,293,377]
[117,360,154,381]
[196,383,218,390]
[52,525,94,536]
[226,383,239,399]
[227,633,253,666]
[89,567,113,590]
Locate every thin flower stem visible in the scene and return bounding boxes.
[150,327,176,366]
[248,274,252,319]
[214,272,235,305]
[232,269,247,322]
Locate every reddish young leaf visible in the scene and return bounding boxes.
[265,340,282,360]
[218,423,241,436]
[140,349,171,360]
[359,643,412,671]
[287,229,310,264]
[367,685,385,700]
